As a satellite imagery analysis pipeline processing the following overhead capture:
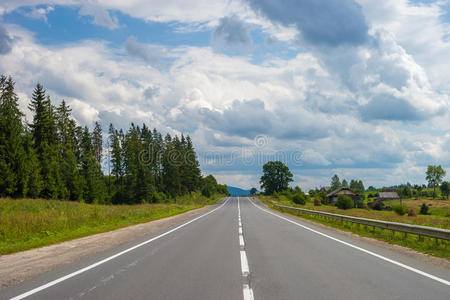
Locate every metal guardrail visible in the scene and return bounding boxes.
[273,204,450,241]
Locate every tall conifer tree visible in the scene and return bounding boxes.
[0,76,27,197]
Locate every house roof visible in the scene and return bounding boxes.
[378,192,399,199]
[326,187,356,197]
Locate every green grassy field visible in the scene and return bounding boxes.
[260,196,450,258]
[0,193,224,255]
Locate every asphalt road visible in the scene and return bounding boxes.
[1,197,449,300]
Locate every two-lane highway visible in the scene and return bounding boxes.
[1,197,449,299]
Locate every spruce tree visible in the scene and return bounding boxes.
[29,84,63,199]
[80,126,106,203]
[0,76,27,197]
[92,121,103,165]
[22,129,43,197]
[185,135,201,192]
[162,133,181,198]
[152,128,163,191]
[122,124,146,203]
[57,100,83,200]
[330,174,341,191]
[109,124,124,203]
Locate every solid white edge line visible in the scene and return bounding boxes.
[239,227,243,234]
[247,197,450,287]
[243,284,254,300]
[240,250,250,275]
[10,198,231,300]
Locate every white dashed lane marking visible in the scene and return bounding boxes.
[238,197,254,300]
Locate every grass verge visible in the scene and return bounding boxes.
[0,193,224,255]
[260,196,450,229]
[260,198,450,259]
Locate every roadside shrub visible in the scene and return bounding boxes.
[314,198,322,206]
[356,199,364,208]
[372,200,385,211]
[419,203,429,215]
[407,209,417,217]
[292,194,306,205]
[336,195,354,210]
[201,185,212,198]
[318,192,328,205]
[151,191,168,203]
[393,205,406,216]
[362,202,369,209]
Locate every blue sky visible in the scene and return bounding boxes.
[0,0,449,190]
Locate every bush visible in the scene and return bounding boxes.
[372,200,385,211]
[407,209,417,217]
[201,184,213,198]
[292,194,306,205]
[314,198,322,206]
[151,191,168,203]
[318,192,328,205]
[419,203,429,215]
[393,205,406,216]
[335,195,354,209]
[356,199,364,208]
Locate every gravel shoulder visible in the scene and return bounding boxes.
[0,203,217,289]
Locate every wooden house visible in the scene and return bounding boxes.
[327,187,358,206]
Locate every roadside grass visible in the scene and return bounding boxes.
[383,199,450,219]
[259,196,450,259]
[261,196,450,229]
[0,193,224,255]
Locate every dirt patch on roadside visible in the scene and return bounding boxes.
[251,198,450,270]
[0,204,217,289]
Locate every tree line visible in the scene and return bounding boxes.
[0,75,228,203]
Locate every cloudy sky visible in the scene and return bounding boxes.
[1,0,449,190]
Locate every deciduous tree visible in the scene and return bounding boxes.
[426,165,446,199]
[260,161,293,195]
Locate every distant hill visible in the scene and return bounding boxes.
[227,186,251,197]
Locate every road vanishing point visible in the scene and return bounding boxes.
[1,197,449,300]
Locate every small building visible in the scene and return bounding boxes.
[327,187,358,206]
[377,191,399,201]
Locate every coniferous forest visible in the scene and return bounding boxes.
[0,75,228,204]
